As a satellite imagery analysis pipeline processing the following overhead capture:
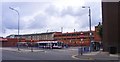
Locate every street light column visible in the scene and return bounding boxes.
[82,6,92,52]
[17,9,20,51]
[88,7,92,52]
[80,38,83,55]
[9,7,20,51]
[88,7,91,33]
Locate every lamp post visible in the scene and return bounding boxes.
[30,36,33,52]
[78,33,84,56]
[80,38,83,55]
[82,6,92,52]
[9,7,20,51]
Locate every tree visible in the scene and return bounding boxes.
[97,22,103,38]
[98,25,103,38]
[97,22,103,50]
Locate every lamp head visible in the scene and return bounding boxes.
[82,6,90,8]
[82,6,86,8]
[9,7,14,10]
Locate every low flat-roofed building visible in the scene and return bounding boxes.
[7,32,62,41]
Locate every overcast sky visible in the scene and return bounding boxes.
[1,0,102,37]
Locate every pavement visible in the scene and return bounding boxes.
[72,50,120,60]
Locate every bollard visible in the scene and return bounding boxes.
[78,47,83,55]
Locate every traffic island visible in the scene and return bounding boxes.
[72,54,94,60]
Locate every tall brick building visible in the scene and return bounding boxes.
[102,0,120,53]
[54,31,94,46]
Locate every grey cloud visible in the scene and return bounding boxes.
[61,6,88,17]
[2,1,101,36]
[2,2,49,30]
[3,21,18,29]
[28,14,47,29]
[75,2,102,29]
[84,2,102,26]
[2,11,18,29]
[45,5,88,17]
[61,6,73,16]
[45,4,59,16]
[2,2,21,29]
[43,2,101,30]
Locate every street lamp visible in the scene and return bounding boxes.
[82,6,92,52]
[30,36,33,52]
[78,33,84,56]
[9,7,20,51]
[80,38,83,55]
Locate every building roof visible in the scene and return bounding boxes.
[6,32,62,37]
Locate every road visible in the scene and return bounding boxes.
[2,47,78,60]
[1,47,120,61]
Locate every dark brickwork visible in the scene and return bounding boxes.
[102,2,120,53]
